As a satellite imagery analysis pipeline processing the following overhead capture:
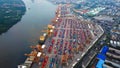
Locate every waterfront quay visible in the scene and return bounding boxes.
[18,4,104,68]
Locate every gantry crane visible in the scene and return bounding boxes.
[61,54,68,65]
[41,25,54,37]
[24,50,39,63]
[52,5,61,24]
[86,38,91,44]
[25,44,46,63]
[30,44,44,52]
[39,25,55,44]
[76,45,80,53]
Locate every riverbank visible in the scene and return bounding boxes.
[0,0,26,34]
[0,0,57,68]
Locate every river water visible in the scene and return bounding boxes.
[0,0,57,68]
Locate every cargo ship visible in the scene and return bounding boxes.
[18,4,104,68]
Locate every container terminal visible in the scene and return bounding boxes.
[18,4,104,68]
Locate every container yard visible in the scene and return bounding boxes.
[18,4,104,68]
